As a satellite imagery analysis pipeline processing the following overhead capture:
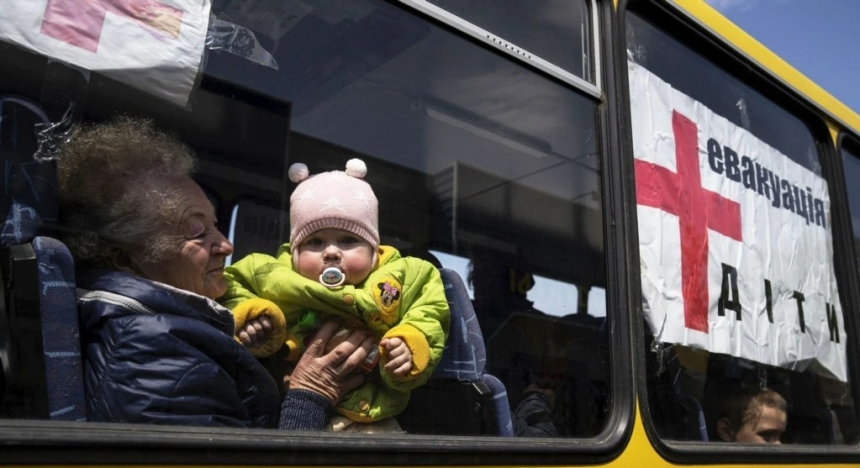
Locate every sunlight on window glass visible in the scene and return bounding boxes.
[588,286,606,318]
[432,250,474,299]
[529,275,578,317]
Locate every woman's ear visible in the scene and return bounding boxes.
[716,418,735,442]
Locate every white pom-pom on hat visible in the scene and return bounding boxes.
[345,158,367,179]
[288,163,309,183]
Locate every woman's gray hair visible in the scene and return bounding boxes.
[57,116,197,268]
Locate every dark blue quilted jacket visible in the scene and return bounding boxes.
[77,269,281,428]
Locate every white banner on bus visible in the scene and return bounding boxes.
[0,0,212,106]
[629,60,847,382]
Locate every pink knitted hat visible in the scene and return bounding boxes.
[288,159,379,252]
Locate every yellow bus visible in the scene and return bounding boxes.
[1,0,859,464]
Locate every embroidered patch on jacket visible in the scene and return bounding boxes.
[373,277,402,324]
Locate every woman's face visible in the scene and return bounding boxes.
[134,177,234,299]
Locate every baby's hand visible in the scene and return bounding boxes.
[238,316,273,348]
[380,337,413,376]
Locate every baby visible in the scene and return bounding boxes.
[220,159,449,430]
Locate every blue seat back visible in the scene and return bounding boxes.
[433,268,486,381]
[0,96,56,247]
[398,268,512,436]
[481,373,514,436]
[0,96,85,421]
[32,236,86,421]
[651,389,708,441]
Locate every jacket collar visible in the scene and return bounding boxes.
[77,268,234,335]
[376,245,400,265]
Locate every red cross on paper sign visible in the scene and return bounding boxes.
[41,0,183,53]
[635,111,743,333]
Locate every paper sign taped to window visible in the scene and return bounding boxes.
[0,0,212,106]
[629,60,847,382]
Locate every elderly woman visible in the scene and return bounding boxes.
[57,117,373,429]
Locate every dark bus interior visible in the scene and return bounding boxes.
[0,0,611,437]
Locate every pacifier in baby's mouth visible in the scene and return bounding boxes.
[319,266,345,288]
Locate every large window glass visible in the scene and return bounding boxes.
[0,0,609,444]
[626,10,856,446]
[208,0,609,438]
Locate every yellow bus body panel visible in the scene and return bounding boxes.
[611,402,858,467]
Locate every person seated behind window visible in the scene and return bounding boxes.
[512,383,559,437]
[221,160,450,432]
[57,117,375,429]
[715,387,787,444]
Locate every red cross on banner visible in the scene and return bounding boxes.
[635,111,743,333]
[41,0,182,53]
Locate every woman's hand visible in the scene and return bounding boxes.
[288,319,375,405]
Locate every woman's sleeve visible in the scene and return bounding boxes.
[279,389,332,431]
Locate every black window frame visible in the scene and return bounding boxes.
[836,132,860,325]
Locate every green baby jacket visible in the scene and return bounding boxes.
[220,244,450,422]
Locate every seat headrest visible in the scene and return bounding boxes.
[432,268,487,381]
[0,96,57,247]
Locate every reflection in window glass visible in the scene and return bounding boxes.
[432,249,473,299]
[627,11,857,445]
[205,0,609,438]
[588,286,606,318]
[842,143,860,276]
[530,275,578,318]
[426,0,592,81]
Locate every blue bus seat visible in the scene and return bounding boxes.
[0,96,85,420]
[32,236,85,421]
[397,268,514,436]
[644,343,709,441]
[652,389,708,441]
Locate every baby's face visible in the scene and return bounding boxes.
[296,228,374,286]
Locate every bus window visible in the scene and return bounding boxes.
[626,9,856,446]
[218,0,608,437]
[207,0,609,438]
[841,141,860,276]
[0,0,608,442]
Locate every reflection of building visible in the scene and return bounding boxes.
[433,162,604,288]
